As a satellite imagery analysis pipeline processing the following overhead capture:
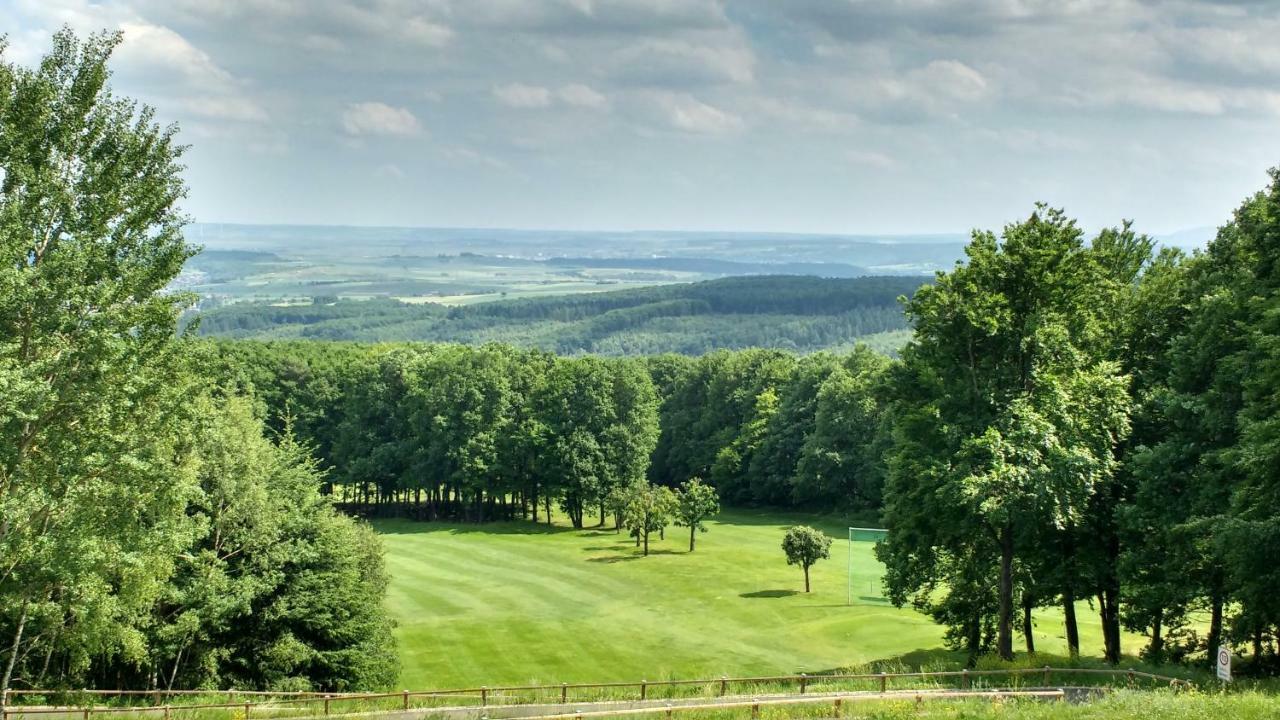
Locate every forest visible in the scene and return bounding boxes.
[7,26,1280,705]
[191,275,920,355]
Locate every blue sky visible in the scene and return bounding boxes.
[5,0,1280,235]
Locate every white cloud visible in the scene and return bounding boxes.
[650,92,743,134]
[375,163,406,179]
[909,60,989,102]
[341,102,423,136]
[493,83,554,108]
[558,83,608,109]
[610,37,755,86]
[845,150,896,170]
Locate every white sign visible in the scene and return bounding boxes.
[1216,645,1231,682]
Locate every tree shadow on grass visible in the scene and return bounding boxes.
[371,519,577,536]
[739,589,799,599]
[586,549,680,563]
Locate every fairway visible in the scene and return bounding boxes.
[378,510,1126,689]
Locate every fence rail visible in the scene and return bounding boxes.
[0,666,1193,720]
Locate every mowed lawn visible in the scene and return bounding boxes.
[376,509,1128,689]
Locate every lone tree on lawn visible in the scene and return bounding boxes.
[623,483,677,556]
[782,526,832,593]
[674,477,720,551]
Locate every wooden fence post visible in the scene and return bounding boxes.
[878,673,886,693]
[84,707,91,720]
[719,677,727,697]
[833,697,842,717]
[481,687,488,706]
[1043,666,1051,686]
[164,705,171,720]
[640,681,647,701]
[798,674,807,694]
[243,701,251,720]
[324,695,331,715]
[402,690,409,710]
[561,684,567,704]
[751,700,759,720]
[961,669,969,689]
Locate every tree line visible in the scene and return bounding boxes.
[0,31,397,699]
[207,341,891,525]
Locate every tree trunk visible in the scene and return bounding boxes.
[1022,599,1035,655]
[803,564,811,593]
[599,502,605,527]
[1150,608,1165,663]
[997,524,1014,661]
[1208,591,1224,670]
[1097,589,1121,665]
[1,601,29,709]
[1063,590,1080,658]
[689,525,696,552]
[966,614,982,666]
[643,529,649,556]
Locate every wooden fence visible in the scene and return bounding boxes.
[0,666,1193,720]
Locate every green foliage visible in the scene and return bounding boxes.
[620,483,678,556]
[0,31,396,695]
[674,478,721,551]
[781,526,832,592]
[878,205,1141,661]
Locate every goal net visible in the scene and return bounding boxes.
[848,527,889,606]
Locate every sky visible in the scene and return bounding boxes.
[4,0,1280,235]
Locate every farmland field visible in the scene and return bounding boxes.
[377,509,1135,689]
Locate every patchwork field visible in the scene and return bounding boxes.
[377,509,1132,689]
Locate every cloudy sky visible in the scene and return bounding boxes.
[5,0,1280,235]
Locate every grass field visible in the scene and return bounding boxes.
[377,509,1135,690]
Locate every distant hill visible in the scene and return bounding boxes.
[192,275,924,355]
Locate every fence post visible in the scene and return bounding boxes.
[324,695,331,715]
[878,673,886,693]
[962,669,969,689]
[751,700,759,720]
[1127,670,1135,687]
[833,697,842,717]
[1043,666,1051,687]
[244,701,251,720]
[720,677,727,697]
[481,687,489,706]
[164,706,171,720]
[640,681,647,701]
[561,684,567,704]
[84,708,91,720]
[402,690,409,710]
[664,704,672,719]
[799,674,807,694]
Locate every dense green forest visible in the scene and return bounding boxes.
[191,275,921,355]
[206,341,890,521]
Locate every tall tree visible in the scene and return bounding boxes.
[0,30,199,701]
[879,206,1133,661]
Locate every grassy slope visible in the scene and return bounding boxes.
[377,509,1130,690]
